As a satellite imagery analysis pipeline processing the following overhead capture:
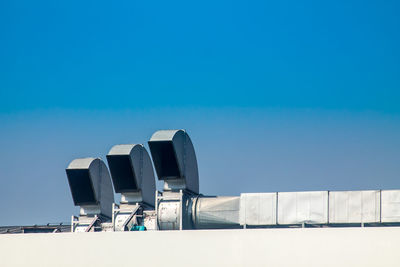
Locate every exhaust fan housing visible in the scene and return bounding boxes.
[106,144,156,207]
[148,129,199,194]
[66,158,114,219]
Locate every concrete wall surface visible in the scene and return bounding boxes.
[0,227,399,267]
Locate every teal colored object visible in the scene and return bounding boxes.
[130,225,146,231]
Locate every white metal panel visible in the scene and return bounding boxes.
[240,193,277,226]
[329,190,380,223]
[278,191,328,224]
[381,190,400,222]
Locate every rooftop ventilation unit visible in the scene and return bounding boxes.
[64,130,400,233]
[148,129,199,194]
[107,144,155,206]
[66,158,114,232]
[148,130,202,230]
[149,130,242,230]
[106,144,157,231]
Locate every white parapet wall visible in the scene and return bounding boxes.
[1,227,400,267]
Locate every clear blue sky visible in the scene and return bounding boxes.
[0,0,399,225]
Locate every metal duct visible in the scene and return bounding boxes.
[240,193,277,226]
[329,190,380,224]
[192,196,240,229]
[157,195,240,230]
[148,130,199,194]
[106,144,156,207]
[66,158,114,219]
[381,190,400,222]
[278,191,328,225]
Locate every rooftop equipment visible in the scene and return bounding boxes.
[240,193,277,227]
[148,129,199,194]
[149,130,201,230]
[149,130,242,230]
[66,158,114,232]
[277,191,328,225]
[64,129,400,233]
[329,190,380,224]
[192,196,240,229]
[381,190,400,223]
[107,144,155,206]
[106,144,157,231]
